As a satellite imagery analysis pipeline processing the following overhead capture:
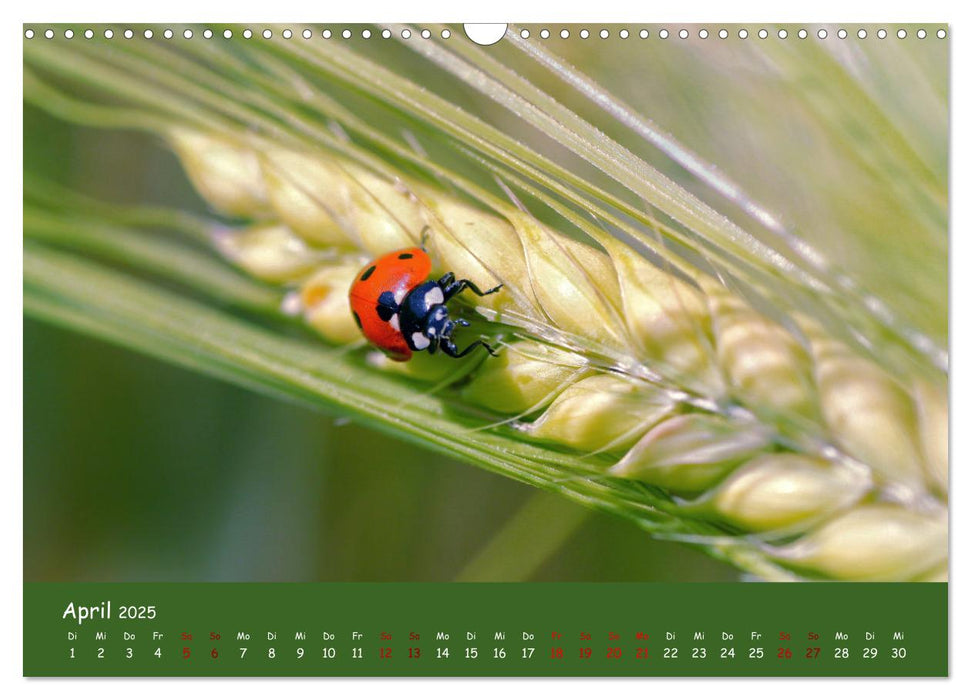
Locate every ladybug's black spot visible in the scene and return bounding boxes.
[352,311,363,329]
[360,265,377,281]
[398,253,414,260]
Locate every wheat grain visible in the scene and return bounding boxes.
[213,222,337,284]
[458,340,591,414]
[692,454,871,533]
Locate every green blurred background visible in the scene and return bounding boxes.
[23,107,735,583]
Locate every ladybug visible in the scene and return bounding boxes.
[348,246,502,362]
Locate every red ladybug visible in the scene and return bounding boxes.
[348,247,502,362]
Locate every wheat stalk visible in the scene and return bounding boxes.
[23,24,947,581]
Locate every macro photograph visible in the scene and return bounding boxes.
[23,23,948,587]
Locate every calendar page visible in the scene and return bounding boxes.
[22,22,948,678]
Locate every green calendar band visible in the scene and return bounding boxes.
[24,582,947,677]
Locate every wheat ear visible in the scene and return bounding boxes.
[171,130,947,582]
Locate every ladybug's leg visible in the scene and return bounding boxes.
[441,278,503,302]
[437,272,455,289]
[440,338,499,358]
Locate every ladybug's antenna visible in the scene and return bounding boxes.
[419,225,431,251]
